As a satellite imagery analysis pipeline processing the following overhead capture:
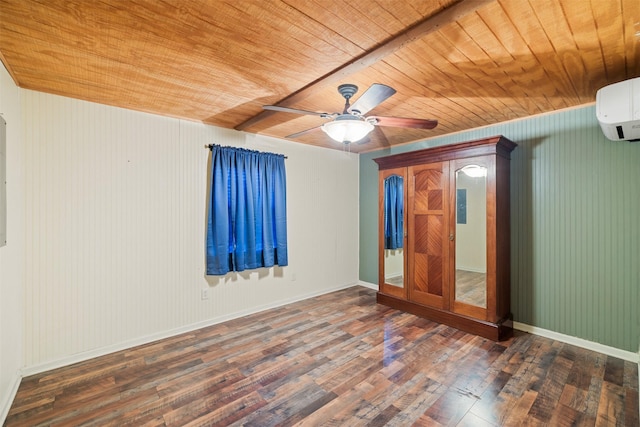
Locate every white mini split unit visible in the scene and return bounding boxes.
[596,77,640,141]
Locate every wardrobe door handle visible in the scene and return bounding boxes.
[449,233,454,241]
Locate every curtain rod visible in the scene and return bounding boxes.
[204,144,287,159]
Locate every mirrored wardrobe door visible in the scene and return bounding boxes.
[378,168,407,299]
[454,164,488,308]
[383,174,404,287]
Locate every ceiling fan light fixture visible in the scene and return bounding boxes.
[321,117,374,144]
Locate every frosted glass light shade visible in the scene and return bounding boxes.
[321,119,374,143]
[461,164,487,177]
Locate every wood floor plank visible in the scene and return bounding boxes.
[229,377,324,427]
[387,377,447,425]
[277,389,338,426]
[584,375,606,419]
[423,387,478,425]
[559,383,590,414]
[548,402,587,426]
[604,355,626,387]
[458,411,496,426]
[357,371,429,424]
[291,380,372,426]
[180,390,267,427]
[52,387,160,427]
[5,286,638,427]
[502,389,538,427]
[625,388,639,426]
[566,347,601,391]
[368,404,401,427]
[467,371,513,425]
[624,360,640,391]
[596,380,626,426]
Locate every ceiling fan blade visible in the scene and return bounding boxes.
[348,83,396,115]
[370,116,438,130]
[286,126,322,139]
[263,105,331,117]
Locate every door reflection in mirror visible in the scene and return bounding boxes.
[455,165,487,307]
[384,175,404,287]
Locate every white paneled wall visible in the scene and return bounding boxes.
[0,63,24,422]
[21,90,359,372]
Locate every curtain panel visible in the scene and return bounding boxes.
[384,175,403,250]
[206,145,287,275]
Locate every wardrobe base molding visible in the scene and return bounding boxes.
[377,292,513,341]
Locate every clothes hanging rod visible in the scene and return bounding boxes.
[204,144,287,158]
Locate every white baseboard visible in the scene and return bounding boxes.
[356,284,638,364]
[357,280,378,291]
[0,371,22,425]
[21,281,360,377]
[513,322,639,363]
[17,284,640,378]
[456,266,486,274]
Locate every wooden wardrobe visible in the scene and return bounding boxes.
[374,136,517,341]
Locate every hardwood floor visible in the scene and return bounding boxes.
[5,287,638,426]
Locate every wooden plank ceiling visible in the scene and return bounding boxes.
[0,0,638,153]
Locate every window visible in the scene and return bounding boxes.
[206,145,287,275]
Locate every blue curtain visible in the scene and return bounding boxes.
[384,175,403,250]
[206,145,287,275]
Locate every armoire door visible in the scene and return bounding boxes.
[449,156,493,321]
[378,167,407,299]
[407,162,450,309]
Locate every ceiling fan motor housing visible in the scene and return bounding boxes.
[337,84,358,100]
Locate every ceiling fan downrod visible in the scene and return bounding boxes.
[337,84,358,114]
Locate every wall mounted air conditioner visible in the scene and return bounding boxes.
[596,77,640,141]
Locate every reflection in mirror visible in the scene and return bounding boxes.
[455,165,487,307]
[383,175,404,287]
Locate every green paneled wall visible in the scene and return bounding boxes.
[359,105,640,352]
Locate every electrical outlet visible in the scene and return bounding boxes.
[201,288,210,300]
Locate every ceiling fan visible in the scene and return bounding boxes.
[263,83,438,144]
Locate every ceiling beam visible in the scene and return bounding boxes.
[235,0,494,131]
